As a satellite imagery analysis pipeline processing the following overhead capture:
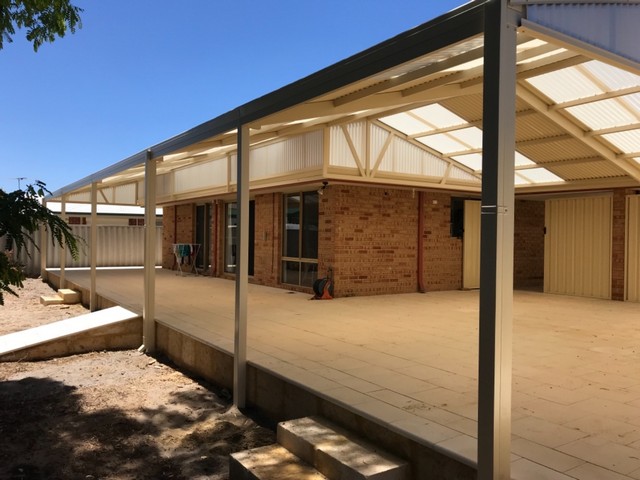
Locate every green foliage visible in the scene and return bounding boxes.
[0,0,83,51]
[0,181,79,305]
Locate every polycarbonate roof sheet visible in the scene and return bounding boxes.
[626,94,640,113]
[515,152,535,167]
[417,133,467,154]
[379,113,432,136]
[602,130,640,153]
[567,97,639,130]
[517,47,567,65]
[451,127,483,149]
[515,173,532,185]
[452,151,535,173]
[517,168,564,184]
[582,61,640,91]
[412,104,466,128]
[380,91,566,185]
[525,67,602,103]
[452,153,482,171]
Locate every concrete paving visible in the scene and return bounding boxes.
[49,267,640,480]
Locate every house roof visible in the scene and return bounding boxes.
[47,0,640,205]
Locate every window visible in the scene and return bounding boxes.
[128,218,144,226]
[282,192,318,287]
[68,216,87,225]
[224,201,255,275]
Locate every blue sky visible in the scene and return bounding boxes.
[0,0,464,194]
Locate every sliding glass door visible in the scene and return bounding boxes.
[282,192,318,287]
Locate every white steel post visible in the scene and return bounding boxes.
[40,199,48,281]
[234,124,250,408]
[143,150,157,352]
[90,182,98,311]
[478,1,519,479]
[59,195,66,289]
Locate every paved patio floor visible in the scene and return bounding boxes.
[51,267,640,480]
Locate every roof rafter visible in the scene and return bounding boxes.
[550,85,640,110]
[585,122,640,137]
[516,82,640,182]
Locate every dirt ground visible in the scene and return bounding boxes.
[0,278,276,480]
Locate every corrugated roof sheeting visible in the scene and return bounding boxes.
[439,94,484,123]
[525,67,601,103]
[602,130,640,153]
[526,3,640,65]
[518,138,597,163]
[515,113,567,141]
[544,160,626,182]
[582,60,640,90]
[323,35,485,103]
[567,97,640,131]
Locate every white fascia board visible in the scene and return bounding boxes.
[48,201,162,216]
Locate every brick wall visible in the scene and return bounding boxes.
[514,199,545,289]
[321,185,418,297]
[161,203,194,270]
[162,205,176,268]
[611,188,627,300]
[163,189,551,297]
[423,192,463,291]
[253,193,281,286]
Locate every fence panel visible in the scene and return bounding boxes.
[2,225,163,276]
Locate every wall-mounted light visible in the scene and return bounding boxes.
[317,181,329,195]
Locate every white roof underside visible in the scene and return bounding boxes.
[49,1,640,206]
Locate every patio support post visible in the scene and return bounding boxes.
[59,195,66,289]
[234,123,250,408]
[90,182,98,311]
[478,1,518,479]
[40,199,48,281]
[143,150,157,352]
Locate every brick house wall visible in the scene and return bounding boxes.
[253,193,281,286]
[321,185,418,297]
[161,204,194,270]
[161,187,560,298]
[514,199,545,289]
[423,192,463,291]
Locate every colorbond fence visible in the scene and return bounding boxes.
[2,225,163,276]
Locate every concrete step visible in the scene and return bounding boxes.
[40,295,64,306]
[39,288,81,306]
[278,417,409,480]
[58,288,80,304]
[230,444,328,480]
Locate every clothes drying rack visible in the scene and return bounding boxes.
[172,243,201,275]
